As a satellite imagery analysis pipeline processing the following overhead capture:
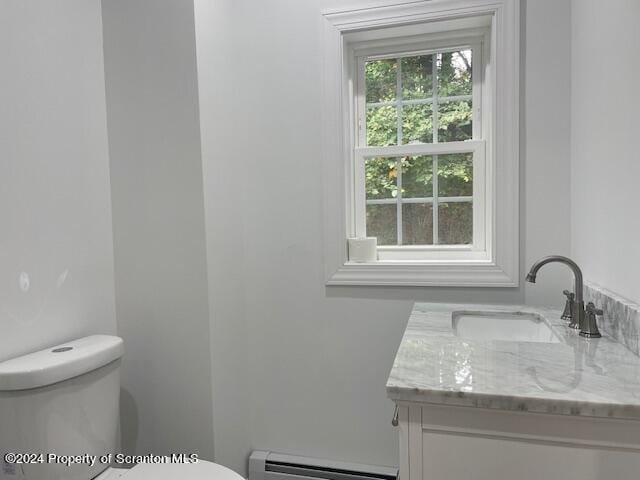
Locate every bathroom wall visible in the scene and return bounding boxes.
[0,0,116,362]
[101,0,215,460]
[570,0,640,304]
[193,0,252,474]
[193,0,573,471]
[522,0,573,304]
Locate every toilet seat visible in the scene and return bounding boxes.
[95,460,244,480]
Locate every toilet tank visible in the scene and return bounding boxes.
[0,335,124,480]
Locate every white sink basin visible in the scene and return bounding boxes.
[452,310,561,343]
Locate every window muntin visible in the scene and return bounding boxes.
[354,41,484,257]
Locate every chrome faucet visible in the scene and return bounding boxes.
[525,255,601,338]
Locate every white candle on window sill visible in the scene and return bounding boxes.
[348,237,378,263]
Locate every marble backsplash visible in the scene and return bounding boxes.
[584,282,640,356]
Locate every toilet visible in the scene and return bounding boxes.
[0,335,243,480]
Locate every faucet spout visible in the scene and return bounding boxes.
[525,255,585,330]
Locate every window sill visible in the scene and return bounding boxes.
[326,260,519,287]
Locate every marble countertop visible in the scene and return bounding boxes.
[386,303,640,419]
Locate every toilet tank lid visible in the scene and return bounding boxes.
[0,335,124,391]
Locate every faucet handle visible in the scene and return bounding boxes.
[561,290,575,322]
[580,302,603,338]
[586,302,603,316]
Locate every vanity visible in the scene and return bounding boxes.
[387,303,640,480]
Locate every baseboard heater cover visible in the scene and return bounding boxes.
[249,451,398,480]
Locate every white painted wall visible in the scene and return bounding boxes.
[0,0,116,362]
[193,0,573,471]
[571,0,640,304]
[193,0,251,474]
[101,0,214,460]
[522,0,573,305]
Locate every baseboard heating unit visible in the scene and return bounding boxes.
[249,451,399,480]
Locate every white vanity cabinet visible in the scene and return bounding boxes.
[387,303,640,480]
[396,402,640,480]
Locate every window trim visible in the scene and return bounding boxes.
[321,0,520,287]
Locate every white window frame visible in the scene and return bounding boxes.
[321,0,520,287]
[353,34,487,260]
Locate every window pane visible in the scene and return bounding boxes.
[402,104,433,144]
[367,106,397,146]
[403,203,434,245]
[366,157,398,200]
[438,100,472,142]
[438,50,472,97]
[366,59,397,103]
[438,153,473,197]
[439,202,473,244]
[401,55,433,100]
[367,204,397,245]
[402,155,433,198]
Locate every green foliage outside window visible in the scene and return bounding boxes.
[364,50,475,245]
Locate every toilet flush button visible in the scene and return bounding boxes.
[52,347,73,353]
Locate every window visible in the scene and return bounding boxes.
[322,0,520,286]
[354,41,486,261]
